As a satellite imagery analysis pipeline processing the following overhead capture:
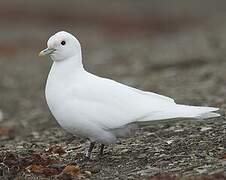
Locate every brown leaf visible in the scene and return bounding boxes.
[46,145,66,155]
[26,164,43,173]
[0,127,10,136]
[1,152,63,177]
[26,164,59,176]
[0,127,14,139]
[62,165,80,176]
[29,153,59,166]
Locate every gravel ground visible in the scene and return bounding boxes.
[0,1,226,179]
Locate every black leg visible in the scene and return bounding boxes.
[99,144,105,156]
[85,142,95,159]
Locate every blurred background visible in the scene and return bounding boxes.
[0,0,226,178]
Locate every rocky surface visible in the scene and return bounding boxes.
[0,1,226,179]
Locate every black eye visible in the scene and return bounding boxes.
[61,41,66,45]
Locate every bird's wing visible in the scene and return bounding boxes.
[127,86,175,103]
[71,74,176,130]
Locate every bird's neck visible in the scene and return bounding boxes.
[51,53,85,74]
[48,54,86,84]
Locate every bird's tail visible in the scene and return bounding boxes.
[139,104,220,122]
[170,104,220,119]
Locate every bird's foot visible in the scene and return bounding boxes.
[98,144,105,157]
[84,141,95,159]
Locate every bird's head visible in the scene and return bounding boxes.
[39,31,81,61]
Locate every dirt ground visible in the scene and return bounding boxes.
[0,1,226,179]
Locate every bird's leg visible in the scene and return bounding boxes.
[99,144,105,156]
[85,141,95,159]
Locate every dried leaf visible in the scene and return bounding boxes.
[26,164,43,173]
[46,145,66,155]
[0,127,13,137]
[62,165,80,176]
[26,164,59,176]
[26,153,60,166]
[2,152,61,174]
[0,127,14,140]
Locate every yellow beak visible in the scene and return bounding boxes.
[39,48,55,56]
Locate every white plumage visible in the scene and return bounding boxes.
[40,31,219,150]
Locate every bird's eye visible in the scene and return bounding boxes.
[61,41,66,45]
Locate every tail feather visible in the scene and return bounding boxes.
[196,112,220,119]
[175,105,219,118]
[139,104,219,122]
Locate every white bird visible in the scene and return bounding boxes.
[39,31,220,158]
